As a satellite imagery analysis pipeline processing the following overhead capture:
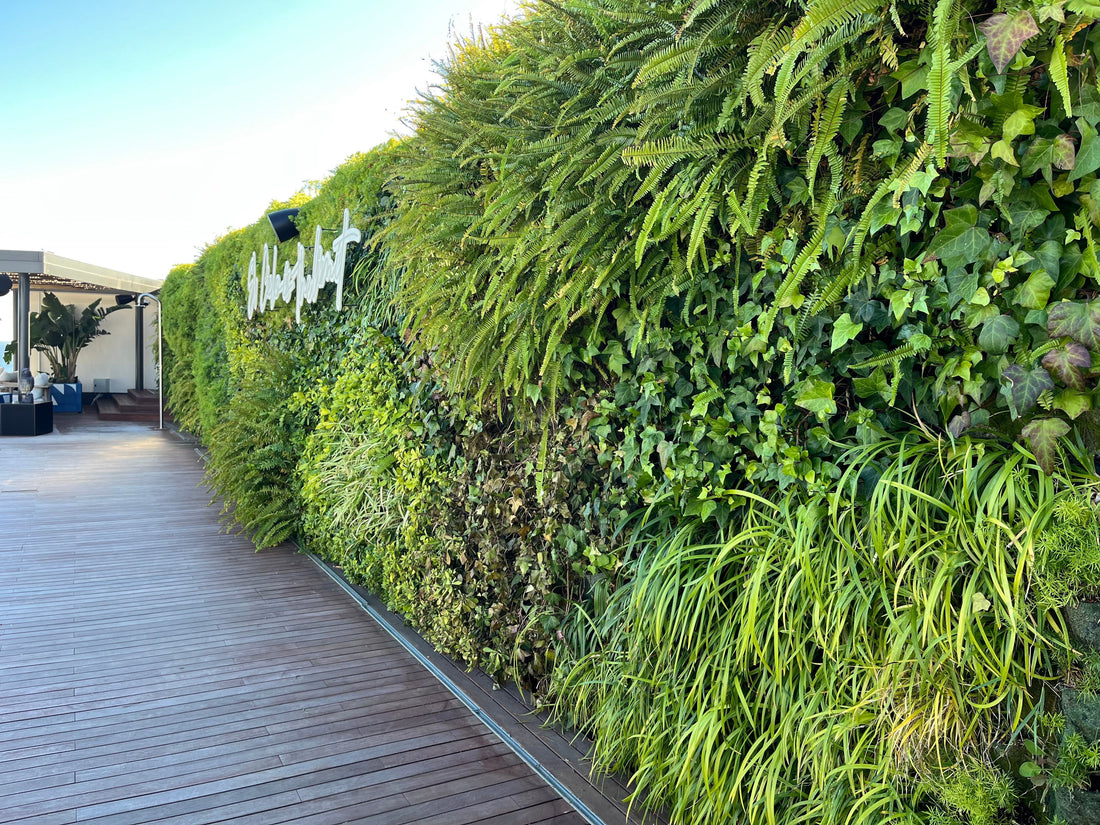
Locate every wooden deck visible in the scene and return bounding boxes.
[0,416,589,824]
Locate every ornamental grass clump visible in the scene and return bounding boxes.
[554,433,1090,825]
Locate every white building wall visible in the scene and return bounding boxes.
[0,292,13,370]
[4,290,158,391]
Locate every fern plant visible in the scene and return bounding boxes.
[204,345,302,549]
[385,0,1005,416]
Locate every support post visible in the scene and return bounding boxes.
[134,302,145,392]
[17,274,30,371]
[136,294,163,431]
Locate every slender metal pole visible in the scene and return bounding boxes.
[134,302,145,392]
[17,274,30,371]
[137,293,163,430]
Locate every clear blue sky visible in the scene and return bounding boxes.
[1,0,517,279]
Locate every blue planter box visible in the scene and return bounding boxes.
[51,382,82,413]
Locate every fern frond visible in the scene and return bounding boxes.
[788,0,882,53]
[758,193,834,339]
[805,79,850,201]
[850,337,932,371]
[1050,34,1074,117]
[925,0,957,166]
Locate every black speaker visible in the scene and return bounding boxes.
[267,208,301,243]
[0,274,11,297]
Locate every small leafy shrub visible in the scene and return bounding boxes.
[297,329,458,642]
[298,328,634,693]
[1051,733,1100,790]
[1074,652,1100,698]
[924,760,1017,825]
[1034,495,1100,609]
[440,394,634,693]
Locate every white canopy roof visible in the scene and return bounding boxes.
[0,250,162,294]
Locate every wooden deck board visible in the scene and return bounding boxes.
[0,418,589,824]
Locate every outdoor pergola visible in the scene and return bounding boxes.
[0,249,163,387]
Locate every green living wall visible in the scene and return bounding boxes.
[163,1,1100,823]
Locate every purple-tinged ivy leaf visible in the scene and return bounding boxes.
[1048,300,1100,351]
[1054,134,1077,170]
[1042,343,1091,389]
[947,411,971,439]
[1020,417,1070,474]
[1002,364,1054,419]
[980,12,1040,74]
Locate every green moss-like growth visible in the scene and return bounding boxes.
[1035,496,1100,611]
[925,760,1017,825]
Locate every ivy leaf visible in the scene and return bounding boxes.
[1054,134,1077,170]
[1053,388,1092,419]
[1002,107,1040,142]
[1020,417,1070,474]
[1034,240,1063,282]
[879,107,909,134]
[1048,300,1100,351]
[869,199,901,234]
[978,314,1020,354]
[1022,138,1060,183]
[1071,119,1100,182]
[947,268,980,308]
[795,378,837,420]
[1042,343,1091,389]
[991,139,1018,166]
[952,116,993,163]
[1016,270,1056,310]
[1002,365,1054,418]
[972,591,992,613]
[895,61,929,100]
[980,11,1040,74]
[1007,189,1052,235]
[927,206,991,270]
[831,313,863,351]
[947,410,972,438]
[853,366,890,402]
[606,342,629,377]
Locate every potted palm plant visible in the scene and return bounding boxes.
[2,292,124,412]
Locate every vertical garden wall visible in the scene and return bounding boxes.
[163,1,1100,822]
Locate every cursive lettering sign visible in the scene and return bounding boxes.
[246,208,362,322]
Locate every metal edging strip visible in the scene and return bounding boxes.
[303,550,607,825]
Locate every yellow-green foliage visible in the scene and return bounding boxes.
[296,331,466,654]
[554,434,1087,824]
[1033,494,1100,609]
[924,760,1018,825]
[295,330,633,689]
[161,262,203,434]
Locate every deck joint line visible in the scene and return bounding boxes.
[303,549,607,825]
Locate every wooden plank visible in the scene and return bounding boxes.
[0,417,587,825]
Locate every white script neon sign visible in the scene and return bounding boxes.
[246,208,362,322]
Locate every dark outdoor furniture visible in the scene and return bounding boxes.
[0,399,53,435]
